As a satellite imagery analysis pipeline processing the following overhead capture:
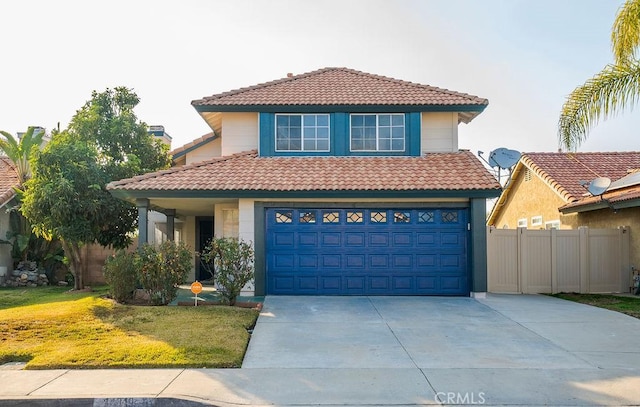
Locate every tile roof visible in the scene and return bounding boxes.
[192,67,488,122]
[108,150,500,194]
[559,184,640,212]
[521,152,640,202]
[0,157,19,206]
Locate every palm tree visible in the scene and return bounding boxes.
[0,127,46,185]
[558,0,640,151]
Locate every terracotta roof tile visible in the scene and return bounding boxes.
[192,67,488,112]
[522,152,640,202]
[0,157,19,206]
[108,150,500,194]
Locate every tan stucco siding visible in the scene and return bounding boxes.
[491,170,568,229]
[221,112,259,155]
[421,112,458,153]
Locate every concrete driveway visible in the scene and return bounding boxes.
[241,294,640,405]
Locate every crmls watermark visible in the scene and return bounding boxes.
[435,391,486,405]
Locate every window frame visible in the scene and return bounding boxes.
[531,216,543,227]
[545,220,560,230]
[274,113,331,152]
[349,113,405,152]
[517,218,528,228]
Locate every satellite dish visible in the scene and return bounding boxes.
[587,177,611,196]
[489,148,521,169]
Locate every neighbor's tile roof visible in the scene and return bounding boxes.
[108,150,500,193]
[522,152,640,202]
[560,184,640,211]
[192,67,488,110]
[0,157,19,205]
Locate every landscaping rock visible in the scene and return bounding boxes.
[58,281,68,286]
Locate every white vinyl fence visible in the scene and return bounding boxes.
[487,226,630,294]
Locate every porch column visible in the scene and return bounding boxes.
[137,198,149,247]
[165,209,176,241]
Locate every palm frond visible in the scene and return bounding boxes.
[612,0,640,64]
[558,61,640,151]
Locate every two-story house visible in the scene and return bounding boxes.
[108,67,501,297]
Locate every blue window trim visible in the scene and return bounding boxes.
[260,112,420,157]
[274,113,331,153]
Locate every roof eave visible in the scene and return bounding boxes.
[560,197,640,214]
[109,188,501,202]
[191,103,487,115]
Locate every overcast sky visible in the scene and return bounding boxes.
[2,0,638,158]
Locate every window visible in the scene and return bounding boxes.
[545,220,560,230]
[275,114,330,151]
[350,114,405,151]
[517,218,527,228]
[531,216,543,227]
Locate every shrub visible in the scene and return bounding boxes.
[137,241,192,305]
[201,237,254,306]
[103,250,137,303]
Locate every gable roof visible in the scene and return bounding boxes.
[192,67,488,123]
[487,151,640,224]
[108,150,501,199]
[0,157,19,207]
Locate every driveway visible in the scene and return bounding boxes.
[241,294,640,405]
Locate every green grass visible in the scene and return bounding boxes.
[0,286,259,369]
[552,293,640,319]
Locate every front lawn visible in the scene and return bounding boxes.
[0,286,259,369]
[552,293,640,319]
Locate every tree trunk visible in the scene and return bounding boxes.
[61,241,84,290]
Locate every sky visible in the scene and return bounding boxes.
[1,0,639,160]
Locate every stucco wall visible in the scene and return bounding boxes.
[491,169,568,229]
[221,112,259,156]
[186,137,221,164]
[421,112,458,153]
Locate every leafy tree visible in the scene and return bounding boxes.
[21,87,171,290]
[0,126,45,185]
[559,0,640,151]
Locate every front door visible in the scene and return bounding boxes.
[196,217,214,282]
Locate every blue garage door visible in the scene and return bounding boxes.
[266,208,469,295]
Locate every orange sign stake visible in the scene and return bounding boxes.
[191,281,203,306]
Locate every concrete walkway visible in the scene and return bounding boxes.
[1,294,640,406]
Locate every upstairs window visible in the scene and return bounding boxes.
[350,114,405,151]
[276,114,330,151]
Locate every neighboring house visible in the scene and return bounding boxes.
[0,157,20,276]
[487,151,640,266]
[108,67,501,296]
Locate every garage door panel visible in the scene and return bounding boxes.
[392,276,413,290]
[266,208,469,295]
[393,233,412,246]
[299,254,318,268]
[370,276,390,290]
[345,233,365,246]
[369,233,389,246]
[273,232,295,247]
[299,232,318,246]
[322,233,341,246]
[370,254,389,268]
[346,255,365,268]
[417,233,436,245]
